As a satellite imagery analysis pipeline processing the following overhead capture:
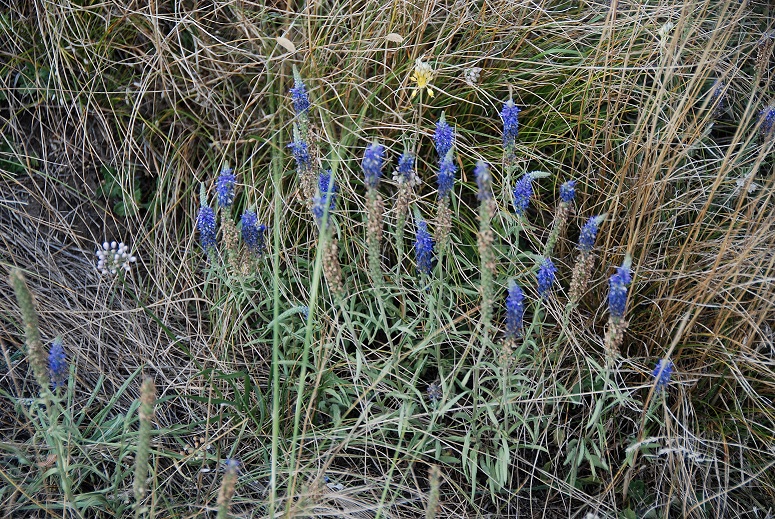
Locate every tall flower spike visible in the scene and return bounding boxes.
[362,143,384,189]
[504,281,525,339]
[197,206,217,253]
[394,150,417,265]
[559,180,576,204]
[216,168,236,208]
[318,170,337,210]
[603,255,632,361]
[394,152,418,186]
[512,174,534,217]
[290,75,310,117]
[501,99,520,159]
[288,134,310,171]
[434,113,453,162]
[240,210,266,256]
[608,260,632,320]
[543,179,577,257]
[362,147,385,283]
[569,214,606,303]
[536,257,557,298]
[437,150,457,199]
[48,338,67,390]
[313,169,338,223]
[474,160,492,200]
[415,218,434,276]
[652,359,673,391]
[578,214,606,252]
[760,106,775,139]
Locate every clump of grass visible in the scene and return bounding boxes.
[1,0,774,517]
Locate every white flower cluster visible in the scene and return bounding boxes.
[96,241,137,275]
[463,67,482,87]
[391,169,420,188]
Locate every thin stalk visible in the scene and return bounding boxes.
[267,62,282,518]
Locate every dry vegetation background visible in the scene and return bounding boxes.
[1,0,774,517]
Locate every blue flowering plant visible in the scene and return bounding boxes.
[504,280,525,341]
[652,359,674,392]
[290,65,311,134]
[216,168,236,209]
[393,149,417,265]
[197,187,218,259]
[512,173,534,218]
[362,143,385,283]
[569,214,606,304]
[508,171,549,256]
[434,112,454,164]
[536,257,557,299]
[414,216,434,279]
[312,170,337,231]
[544,179,577,256]
[288,68,319,202]
[604,254,632,360]
[434,147,457,253]
[501,99,520,163]
[240,210,267,257]
[432,114,456,251]
[48,338,68,391]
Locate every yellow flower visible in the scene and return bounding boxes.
[410,57,435,98]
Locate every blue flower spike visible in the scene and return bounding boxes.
[437,149,457,199]
[216,168,236,208]
[505,281,525,339]
[288,130,310,171]
[312,170,338,227]
[434,113,454,162]
[395,152,417,185]
[537,257,557,298]
[578,214,606,253]
[241,210,266,256]
[362,143,384,190]
[559,180,576,204]
[289,75,310,117]
[474,161,492,201]
[197,182,217,254]
[653,359,674,392]
[608,255,633,320]
[501,99,520,159]
[760,106,775,139]
[197,206,217,253]
[48,337,68,390]
[512,173,534,217]
[414,218,434,276]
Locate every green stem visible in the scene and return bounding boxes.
[267,61,282,519]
